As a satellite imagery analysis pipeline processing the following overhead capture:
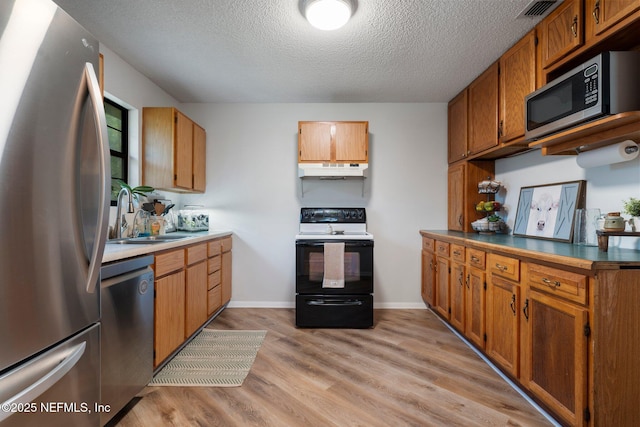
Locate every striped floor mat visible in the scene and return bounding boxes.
[150,329,266,387]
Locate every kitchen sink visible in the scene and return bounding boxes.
[107,235,190,244]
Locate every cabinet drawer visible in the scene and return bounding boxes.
[208,239,222,257]
[208,255,221,275]
[155,249,185,277]
[208,270,221,290]
[527,263,587,305]
[422,237,435,252]
[221,236,232,252]
[207,285,222,315]
[467,248,486,269]
[186,243,207,265]
[436,241,450,257]
[451,244,465,263]
[488,253,520,282]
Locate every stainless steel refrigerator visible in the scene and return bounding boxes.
[0,0,110,425]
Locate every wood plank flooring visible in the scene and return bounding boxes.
[110,308,554,427]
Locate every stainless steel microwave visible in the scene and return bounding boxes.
[525,51,640,141]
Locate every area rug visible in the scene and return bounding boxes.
[150,329,266,387]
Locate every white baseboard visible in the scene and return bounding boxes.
[227,301,427,309]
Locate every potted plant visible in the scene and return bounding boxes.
[112,179,155,202]
[622,197,640,232]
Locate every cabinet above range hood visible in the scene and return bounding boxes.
[298,163,369,178]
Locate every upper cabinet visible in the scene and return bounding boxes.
[499,30,537,144]
[538,0,584,70]
[448,90,468,163]
[142,107,206,193]
[468,62,499,156]
[586,0,640,39]
[298,121,368,163]
[447,31,535,164]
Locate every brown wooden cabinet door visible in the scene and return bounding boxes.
[335,122,368,162]
[450,262,465,331]
[185,261,208,338]
[299,122,332,162]
[539,0,584,69]
[499,30,536,143]
[192,122,206,192]
[486,275,520,378]
[221,250,232,305]
[154,270,186,367]
[448,90,468,163]
[587,0,640,37]
[421,250,435,306]
[447,163,465,231]
[434,256,450,319]
[174,110,194,190]
[468,62,499,155]
[465,266,485,349]
[523,289,588,427]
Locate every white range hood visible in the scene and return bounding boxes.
[298,163,368,178]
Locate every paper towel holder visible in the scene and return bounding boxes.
[575,140,639,168]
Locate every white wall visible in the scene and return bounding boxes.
[496,149,640,250]
[179,103,448,308]
[100,45,182,228]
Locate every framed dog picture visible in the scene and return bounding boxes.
[513,180,586,242]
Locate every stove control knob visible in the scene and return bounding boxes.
[357,210,364,219]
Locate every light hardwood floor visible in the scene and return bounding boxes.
[110,308,554,427]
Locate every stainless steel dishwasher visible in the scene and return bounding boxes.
[100,255,154,426]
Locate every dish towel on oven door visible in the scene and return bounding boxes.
[322,242,345,288]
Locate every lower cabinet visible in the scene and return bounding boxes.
[153,234,233,368]
[154,269,185,367]
[465,248,486,349]
[522,262,590,427]
[419,231,632,426]
[185,244,208,338]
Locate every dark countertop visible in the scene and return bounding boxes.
[420,230,640,270]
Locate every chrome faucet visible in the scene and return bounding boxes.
[113,187,134,238]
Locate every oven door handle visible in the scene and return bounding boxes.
[306,299,364,306]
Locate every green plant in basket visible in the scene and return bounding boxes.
[112,179,155,200]
[622,197,640,217]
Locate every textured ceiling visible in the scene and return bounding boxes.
[52,0,559,103]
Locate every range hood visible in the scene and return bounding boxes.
[298,163,369,178]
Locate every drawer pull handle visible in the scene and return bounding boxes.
[495,263,508,272]
[453,250,461,256]
[592,0,600,24]
[571,15,578,38]
[471,255,480,262]
[542,277,561,288]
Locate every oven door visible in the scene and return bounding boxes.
[296,239,373,295]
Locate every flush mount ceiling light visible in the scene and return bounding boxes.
[305,0,353,31]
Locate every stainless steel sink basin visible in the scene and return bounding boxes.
[107,235,190,244]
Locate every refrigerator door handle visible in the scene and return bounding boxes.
[83,62,110,294]
[0,342,86,422]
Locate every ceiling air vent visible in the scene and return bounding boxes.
[516,0,557,18]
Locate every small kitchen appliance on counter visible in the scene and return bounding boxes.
[295,208,374,328]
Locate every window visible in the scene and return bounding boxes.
[105,98,128,205]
